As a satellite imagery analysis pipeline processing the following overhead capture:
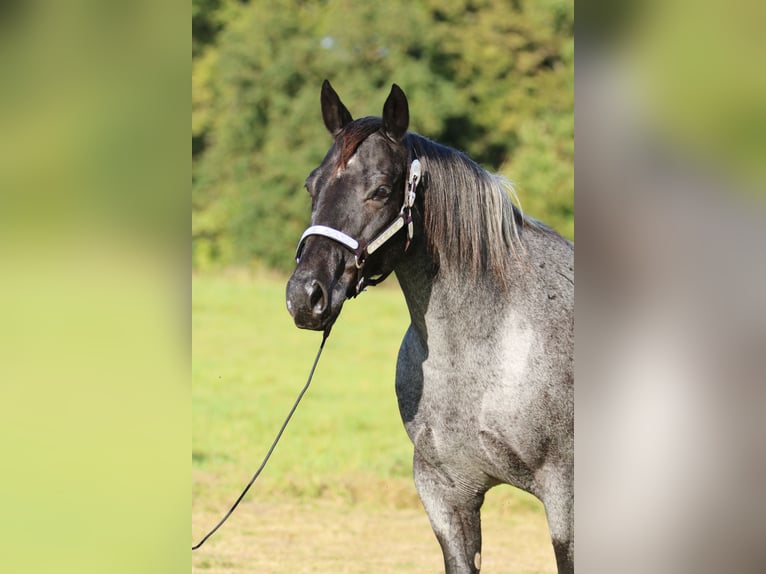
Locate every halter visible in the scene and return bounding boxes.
[295,159,422,296]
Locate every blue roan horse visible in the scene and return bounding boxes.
[286,81,574,574]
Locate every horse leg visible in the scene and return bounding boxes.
[413,452,485,574]
[541,473,574,574]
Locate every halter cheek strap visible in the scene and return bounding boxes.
[295,159,422,295]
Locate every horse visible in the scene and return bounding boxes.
[286,80,574,574]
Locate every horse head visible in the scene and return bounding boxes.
[286,80,414,331]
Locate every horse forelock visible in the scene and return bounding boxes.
[335,117,383,170]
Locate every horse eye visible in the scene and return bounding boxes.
[370,186,391,201]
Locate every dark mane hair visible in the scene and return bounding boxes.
[336,117,382,169]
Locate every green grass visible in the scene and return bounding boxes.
[192,270,418,504]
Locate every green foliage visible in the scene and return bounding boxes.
[192,0,573,271]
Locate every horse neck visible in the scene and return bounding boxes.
[393,242,434,339]
[394,240,507,345]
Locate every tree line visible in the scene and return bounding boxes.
[193,0,573,271]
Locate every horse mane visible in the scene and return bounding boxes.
[407,133,541,287]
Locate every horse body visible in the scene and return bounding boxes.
[395,222,573,573]
[286,81,573,573]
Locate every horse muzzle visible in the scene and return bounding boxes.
[286,274,332,330]
[286,256,355,331]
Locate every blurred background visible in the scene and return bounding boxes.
[0,2,188,574]
[192,0,574,272]
[576,1,766,574]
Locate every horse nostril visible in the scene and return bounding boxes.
[307,280,327,315]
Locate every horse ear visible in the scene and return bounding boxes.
[321,79,353,136]
[382,84,409,141]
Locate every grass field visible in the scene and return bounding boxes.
[192,270,556,573]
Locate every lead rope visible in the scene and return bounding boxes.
[192,327,331,551]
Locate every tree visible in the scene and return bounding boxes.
[192,0,574,270]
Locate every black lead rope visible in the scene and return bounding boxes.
[192,328,331,551]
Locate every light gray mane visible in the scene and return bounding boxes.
[408,133,548,287]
